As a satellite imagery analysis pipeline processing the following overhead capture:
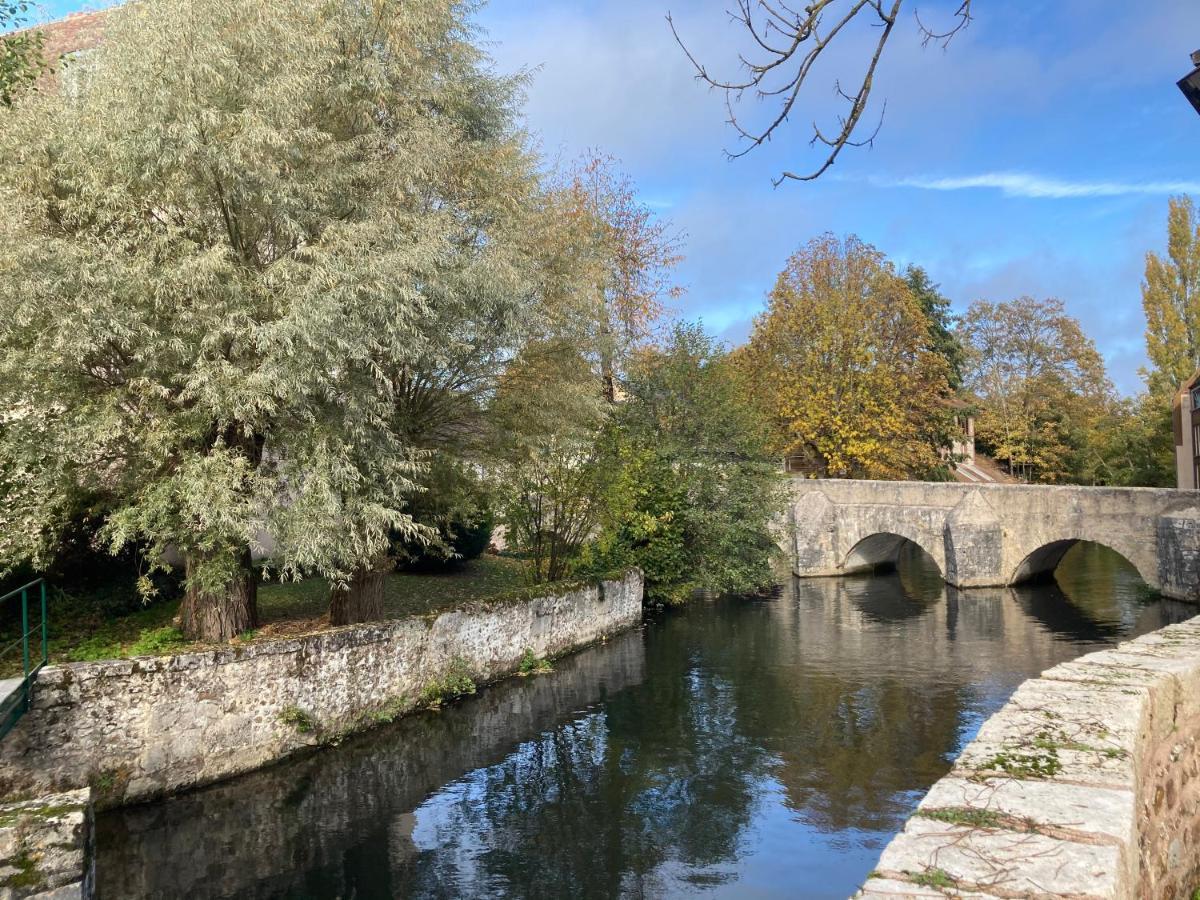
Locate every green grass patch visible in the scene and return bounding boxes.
[8,555,536,670]
[910,868,955,889]
[258,555,529,624]
[918,807,1003,829]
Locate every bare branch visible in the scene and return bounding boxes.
[916,0,973,49]
[668,0,975,185]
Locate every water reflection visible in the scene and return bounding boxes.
[97,545,1194,900]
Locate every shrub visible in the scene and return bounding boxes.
[393,458,493,573]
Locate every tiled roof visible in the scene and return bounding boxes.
[20,9,111,68]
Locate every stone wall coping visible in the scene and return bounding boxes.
[855,614,1200,899]
[789,476,1200,500]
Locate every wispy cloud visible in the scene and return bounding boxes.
[875,172,1200,199]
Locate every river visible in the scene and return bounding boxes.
[96,543,1194,899]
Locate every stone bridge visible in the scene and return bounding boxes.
[787,478,1200,601]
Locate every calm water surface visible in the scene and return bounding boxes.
[97,544,1194,899]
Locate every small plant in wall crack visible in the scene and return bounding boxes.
[420,658,477,708]
[518,649,552,676]
[278,705,317,734]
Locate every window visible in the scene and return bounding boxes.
[1193,423,1200,450]
[1191,387,1200,410]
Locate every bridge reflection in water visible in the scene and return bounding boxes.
[97,546,1193,900]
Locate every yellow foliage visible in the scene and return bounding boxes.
[738,234,951,479]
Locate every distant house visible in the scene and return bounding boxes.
[35,9,108,63]
[1172,371,1200,489]
[8,9,108,95]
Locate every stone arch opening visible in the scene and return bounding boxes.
[1010,539,1150,589]
[843,532,943,579]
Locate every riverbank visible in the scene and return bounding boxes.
[0,569,643,810]
[858,612,1200,899]
[0,555,531,671]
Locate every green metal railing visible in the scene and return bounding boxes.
[0,579,48,740]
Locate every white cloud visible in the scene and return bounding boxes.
[872,172,1200,199]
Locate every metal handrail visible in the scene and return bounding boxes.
[0,578,48,740]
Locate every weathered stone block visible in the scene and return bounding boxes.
[943,491,1003,588]
[875,817,1125,898]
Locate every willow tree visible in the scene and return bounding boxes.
[1142,195,1200,399]
[738,234,951,479]
[0,0,541,639]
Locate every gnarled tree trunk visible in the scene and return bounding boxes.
[180,547,259,642]
[329,558,388,626]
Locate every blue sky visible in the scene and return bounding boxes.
[32,0,1200,393]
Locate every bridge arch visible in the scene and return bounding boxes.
[1009,538,1155,589]
[842,531,944,578]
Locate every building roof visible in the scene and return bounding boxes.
[37,9,110,62]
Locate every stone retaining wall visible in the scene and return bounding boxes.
[0,570,642,808]
[857,615,1200,899]
[0,789,92,899]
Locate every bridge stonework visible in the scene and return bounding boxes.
[787,478,1200,601]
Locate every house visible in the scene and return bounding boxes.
[1173,370,1200,489]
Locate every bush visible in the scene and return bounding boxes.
[582,323,786,605]
[393,458,493,573]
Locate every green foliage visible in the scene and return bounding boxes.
[0,0,543,637]
[1143,195,1200,399]
[277,706,317,735]
[490,341,608,583]
[66,636,123,663]
[420,658,476,707]
[918,807,1003,829]
[910,868,955,889]
[128,626,188,657]
[584,323,786,604]
[905,265,966,390]
[1079,393,1174,487]
[392,457,493,572]
[0,0,48,107]
[517,648,553,675]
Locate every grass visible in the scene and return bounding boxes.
[0,554,531,672]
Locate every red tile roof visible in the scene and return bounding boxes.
[36,9,111,64]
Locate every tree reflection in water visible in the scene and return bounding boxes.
[98,544,1190,900]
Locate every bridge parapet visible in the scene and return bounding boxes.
[787,478,1200,601]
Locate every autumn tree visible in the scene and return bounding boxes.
[554,153,683,401]
[1142,195,1200,399]
[739,234,951,479]
[0,0,543,638]
[959,297,1113,483]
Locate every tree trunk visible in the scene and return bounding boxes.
[329,561,388,626]
[180,548,258,642]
